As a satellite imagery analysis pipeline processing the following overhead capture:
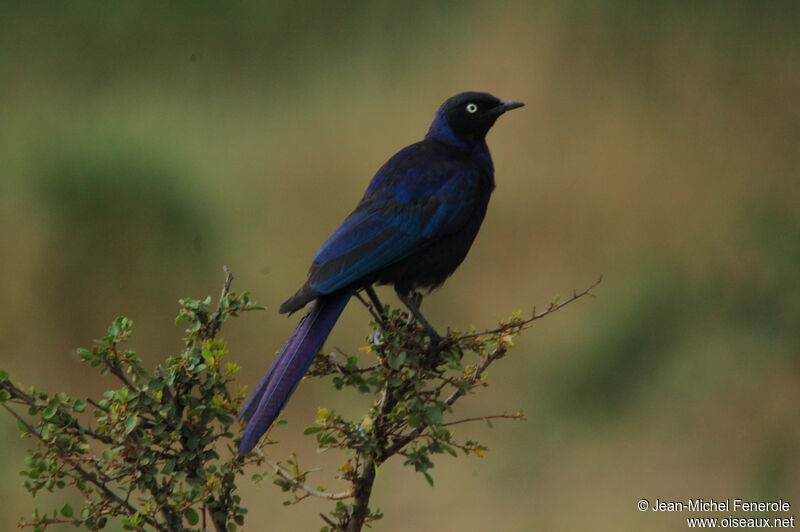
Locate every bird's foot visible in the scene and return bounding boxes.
[395,288,448,358]
[425,328,452,362]
[403,292,424,327]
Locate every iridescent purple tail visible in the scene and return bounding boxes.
[238,290,351,454]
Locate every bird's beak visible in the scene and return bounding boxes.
[489,100,524,118]
[500,100,524,112]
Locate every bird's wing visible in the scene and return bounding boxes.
[307,162,478,294]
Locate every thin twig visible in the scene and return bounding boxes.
[107,344,137,391]
[458,276,602,341]
[441,412,526,427]
[86,396,109,412]
[264,458,353,501]
[381,278,601,461]
[220,266,234,301]
[205,267,235,341]
[327,353,380,375]
[2,403,164,530]
[320,513,339,528]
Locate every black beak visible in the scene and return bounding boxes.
[489,100,524,118]
[500,100,524,112]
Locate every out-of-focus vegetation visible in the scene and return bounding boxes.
[1,2,797,530]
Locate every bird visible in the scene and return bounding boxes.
[238,92,523,454]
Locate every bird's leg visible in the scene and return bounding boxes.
[403,291,424,328]
[365,286,386,319]
[410,291,423,310]
[355,285,388,326]
[396,289,443,345]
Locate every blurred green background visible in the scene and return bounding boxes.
[1,2,798,530]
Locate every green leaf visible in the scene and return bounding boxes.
[60,503,74,517]
[303,426,323,435]
[388,350,407,370]
[148,377,165,391]
[124,415,138,435]
[162,459,176,475]
[184,507,200,525]
[425,405,443,425]
[42,404,57,420]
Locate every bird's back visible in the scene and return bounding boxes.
[280,138,495,313]
[369,139,495,293]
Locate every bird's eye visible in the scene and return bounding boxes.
[466,103,478,114]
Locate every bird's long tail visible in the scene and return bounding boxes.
[238,290,351,454]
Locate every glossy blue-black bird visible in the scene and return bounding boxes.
[238,92,523,454]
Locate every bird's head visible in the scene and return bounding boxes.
[426,92,524,147]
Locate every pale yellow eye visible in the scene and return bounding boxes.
[466,103,478,114]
